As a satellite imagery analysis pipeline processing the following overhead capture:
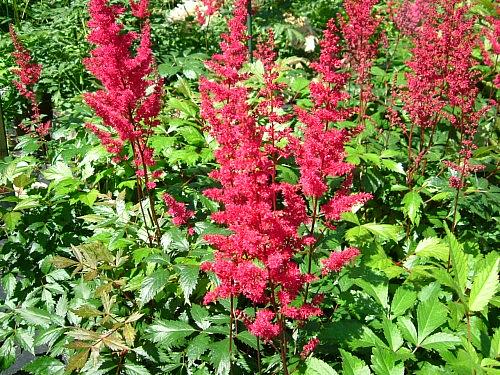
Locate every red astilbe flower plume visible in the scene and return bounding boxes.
[84,0,163,185]
[395,0,487,187]
[9,25,50,137]
[200,6,370,344]
[294,19,372,219]
[321,247,360,275]
[340,0,381,106]
[393,0,433,36]
[162,193,194,226]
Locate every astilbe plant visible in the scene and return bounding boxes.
[390,0,486,189]
[199,2,371,372]
[9,25,51,138]
[84,0,163,243]
[340,0,381,119]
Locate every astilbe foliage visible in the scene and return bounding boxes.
[9,25,50,137]
[393,0,486,187]
[199,1,371,354]
[84,0,162,188]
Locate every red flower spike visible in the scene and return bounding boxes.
[9,25,50,137]
[84,0,162,185]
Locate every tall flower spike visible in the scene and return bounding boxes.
[341,0,380,107]
[397,0,486,187]
[84,0,162,180]
[9,25,50,137]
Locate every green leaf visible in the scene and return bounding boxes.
[35,327,65,348]
[178,264,199,305]
[124,362,152,375]
[391,287,416,317]
[382,318,404,352]
[304,357,337,375]
[187,334,211,363]
[468,252,499,312]
[191,304,211,330]
[3,211,22,230]
[370,347,404,375]
[146,320,196,348]
[43,162,73,183]
[416,299,448,344]
[414,237,449,262]
[17,308,53,328]
[140,268,169,305]
[490,329,500,359]
[16,329,35,354]
[445,225,468,297]
[1,273,16,299]
[397,316,417,346]
[340,349,371,375]
[420,332,461,351]
[362,223,401,242]
[356,279,389,311]
[210,339,231,375]
[178,126,205,146]
[23,357,65,375]
[13,197,40,211]
[402,190,423,226]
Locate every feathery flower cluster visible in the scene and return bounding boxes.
[398,0,486,187]
[393,0,433,35]
[162,193,194,226]
[84,0,162,186]
[196,0,224,25]
[9,25,50,137]
[199,2,370,341]
[300,337,320,359]
[340,0,380,104]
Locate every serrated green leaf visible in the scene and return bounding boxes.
[140,268,169,304]
[235,331,258,349]
[187,334,211,362]
[17,308,53,328]
[340,349,371,375]
[210,339,231,375]
[420,332,461,351]
[23,357,65,375]
[356,279,389,310]
[391,287,416,317]
[304,357,337,375]
[2,273,16,299]
[146,320,196,348]
[362,223,401,242]
[16,329,35,354]
[13,197,40,211]
[370,347,404,375]
[490,329,500,359]
[469,252,499,312]
[35,327,64,348]
[382,318,404,352]
[414,237,449,262]
[43,162,73,183]
[416,299,448,344]
[402,190,423,225]
[178,264,199,305]
[397,316,417,346]
[445,225,468,297]
[3,211,22,230]
[124,362,151,375]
